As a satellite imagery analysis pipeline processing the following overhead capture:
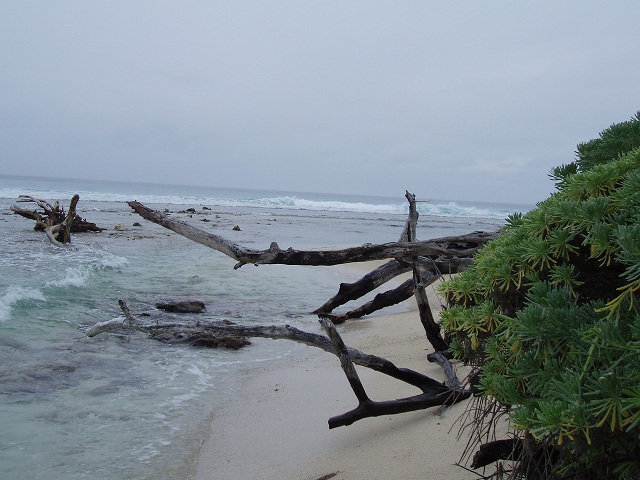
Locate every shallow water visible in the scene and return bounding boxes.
[0,176,525,479]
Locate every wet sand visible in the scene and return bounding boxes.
[193,268,476,480]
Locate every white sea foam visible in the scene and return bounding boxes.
[96,252,129,269]
[46,266,90,288]
[0,180,525,219]
[0,286,46,322]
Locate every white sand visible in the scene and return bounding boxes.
[193,267,476,480]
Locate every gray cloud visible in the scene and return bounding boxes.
[2,1,639,204]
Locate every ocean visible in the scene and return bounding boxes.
[0,174,529,479]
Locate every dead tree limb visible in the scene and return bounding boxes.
[405,192,449,353]
[128,200,497,268]
[45,194,79,246]
[319,317,370,403]
[86,310,436,387]
[11,194,104,244]
[427,351,461,389]
[471,438,523,469]
[314,259,413,314]
[87,300,471,427]
[321,278,415,324]
[321,273,438,324]
[119,194,491,428]
[318,316,469,428]
[12,195,62,229]
[313,256,472,317]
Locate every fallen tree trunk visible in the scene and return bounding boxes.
[127,201,498,269]
[127,200,488,321]
[87,299,471,427]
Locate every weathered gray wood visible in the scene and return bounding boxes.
[88,190,485,429]
[128,200,497,268]
[404,192,450,353]
[317,314,469,428]
[87,299,471,427]
[319,317,370,403]
[314,257,472,318]
[12,194,104,238]
[321,278,415,324]
[320,274,439,324]
[427,351,461,389]
[313,259,412,314]
[45,194,79,245]
[327,386,469,429]
[86,310,438,388]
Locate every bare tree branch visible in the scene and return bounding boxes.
[127,201,498,269]
[86,300,471,428]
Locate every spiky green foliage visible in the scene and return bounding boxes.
[548,112,640,189]
[440,115,640,479]
[576,112,640,172]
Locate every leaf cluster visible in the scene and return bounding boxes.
[440,113,640,478]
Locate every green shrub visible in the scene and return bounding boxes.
[440,113,640,479]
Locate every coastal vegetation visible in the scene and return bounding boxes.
[439,112,640,478]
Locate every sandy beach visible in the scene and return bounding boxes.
[193,266,477,480]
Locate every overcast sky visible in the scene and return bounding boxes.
[1,2,639,204]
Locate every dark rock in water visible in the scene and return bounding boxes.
[153,331,251,350]
[185,207,196,213]
[156,300,206,313]
[232,225,241,231]
[202,206,210,210]
[133,222,142,227]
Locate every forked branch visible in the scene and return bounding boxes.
[87,300,470,428]
[127,201,497,269]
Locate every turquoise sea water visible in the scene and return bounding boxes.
[0,175,529,479]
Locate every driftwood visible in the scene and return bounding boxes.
[319,316,469,428]
[320,277,418,324]
[87,299,470,427]
[95,299,250,349]
[312,195,478,321]
[128,198,495,322]
[11,194,104,245]
[156,300,206,313]
[103,192,480,427]
[128,201,497,269]
[402,191,449,353]
[471,438,523,469]
[313,256,472,316]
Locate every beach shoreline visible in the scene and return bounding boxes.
[192,266,476,480]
